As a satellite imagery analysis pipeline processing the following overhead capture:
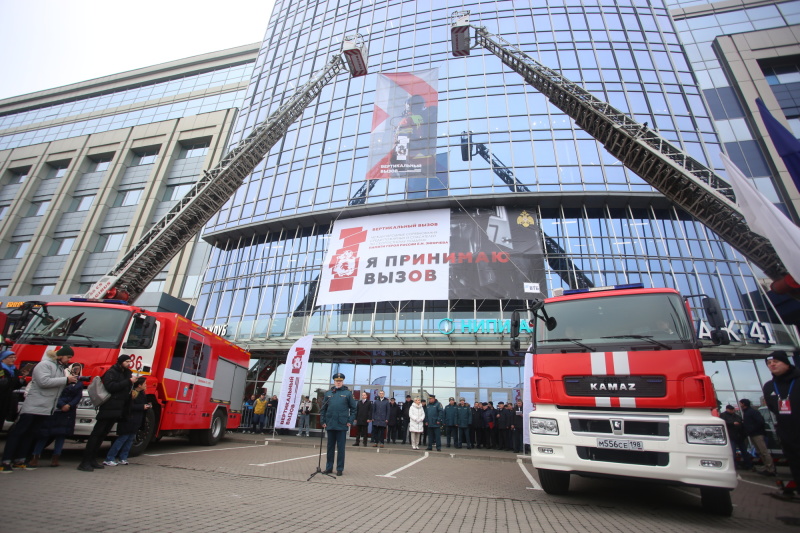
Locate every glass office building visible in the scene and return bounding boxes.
[194,0,798,406]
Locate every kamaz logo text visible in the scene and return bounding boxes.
[590,382,636,391]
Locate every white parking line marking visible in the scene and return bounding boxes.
[250,454,319,467]
[376,452,429,478]
[145,444,267,457]
[517,458,542,490]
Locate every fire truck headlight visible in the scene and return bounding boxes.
[78,397,94,409]
[686,425,726,445]
[531,417,559,435]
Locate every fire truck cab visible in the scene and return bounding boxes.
[11,299,250,456]
[518,284,737,516]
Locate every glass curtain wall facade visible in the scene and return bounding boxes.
[195,0,795,405]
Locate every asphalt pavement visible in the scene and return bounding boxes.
[1,430,798,532]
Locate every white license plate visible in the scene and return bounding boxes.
[596,438,644,451]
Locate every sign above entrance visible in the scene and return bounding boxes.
[316,207,547,305]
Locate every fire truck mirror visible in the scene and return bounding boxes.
[510,310,521,338]
[710,329,730,346]
[545,316,557,331]
[702,297,725,329]
[510,338,520,353]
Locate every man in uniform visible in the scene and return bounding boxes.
[320,373,357,476]
[762,351,800,498]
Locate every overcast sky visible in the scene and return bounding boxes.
[0,0,275,100]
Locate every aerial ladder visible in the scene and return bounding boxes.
[84,36,369,304]
[450,12,787,282]
[461,132,594,289]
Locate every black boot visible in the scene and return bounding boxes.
[76,462,94,472]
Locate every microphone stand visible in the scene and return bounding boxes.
[308,392,336,481]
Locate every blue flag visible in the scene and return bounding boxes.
[756,97,800,193]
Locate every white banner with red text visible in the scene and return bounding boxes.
[274,335,314,429]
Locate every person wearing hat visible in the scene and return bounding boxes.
[77,354,136,472]
[444,397,459,448]
[319,373,356,475]
[720,404,752,471]
[1,345,77,473]
[400,394,413,445]
[0,349,28,425]
[738,398,776,476]
[762,350,800,495]
[456,398,472,449]
[424,394,444,451]
[387,396,401,444]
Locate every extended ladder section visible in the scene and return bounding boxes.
[450,13,786,281]
[461,133,594,289]
[86,37,369,303]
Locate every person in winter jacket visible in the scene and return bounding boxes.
[471,402,484,448]
[456,398,472,449]
[424,394,444,451]
[252,393,268,434]
[407,397,426,450]
[400,394,413,444]
[320,373,356,475]
[297,395,312,437]
[720,404,752,470]
[31,363,84,467]
[353,392,373,446]
[738,398,776,475]
[371,390,390,447]
[387,397,401,443]
[0,349,29,423]
[77,353,135,472]
[762,350,800,495]
[1,346,76,473]
[444,397,459,448]
[104,376,151,465]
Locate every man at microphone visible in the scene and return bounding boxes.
[320,372,357,476]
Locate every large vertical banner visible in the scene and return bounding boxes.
[367,68,439,180]
[274,335,314,429]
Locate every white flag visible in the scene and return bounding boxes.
[720,153,800,282]
[274,335,314,429]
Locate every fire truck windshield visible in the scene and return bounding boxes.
[537,292,694,351]
[16,304,132,348]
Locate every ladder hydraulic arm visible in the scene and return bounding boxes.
[85,36,369,303]
[450,12,786,281]
[461,133,594,289]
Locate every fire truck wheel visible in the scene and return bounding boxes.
[537,468,570,495]
[700,487,732,516]
[192,409,227,446]
[128,408,157,457]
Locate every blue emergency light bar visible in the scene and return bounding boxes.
[562,282,644,296]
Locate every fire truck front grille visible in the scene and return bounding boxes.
[577,446,669,467]
[570,418,669,437]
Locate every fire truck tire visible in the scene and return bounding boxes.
[700,487,732,516]
[537,468,570,495]
[128,408,157,457]
[192,409,226,446]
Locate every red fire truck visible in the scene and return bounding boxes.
[511,283,737,516]
[10,298,249,456]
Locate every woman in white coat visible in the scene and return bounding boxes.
[407,397,426,450]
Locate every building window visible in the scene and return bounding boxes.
[163,183,194,201]
[90,157,112,173]
[31,284,55,295]
[133,149,159,166]
[69,195,95,212]
[6,167,30,185]
[46,162,70,179]
[0,286,7,297]
[50,237,76,256]
[95,233,126,252]
[27,200,50,217]
[179,141,210,159]
[113,189,143,207]
[5,241,30,259]
[0,205,8,220]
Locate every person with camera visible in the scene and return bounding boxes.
[104,376,151,466]
[297,395,312,437]
[77,354,136,472]
[1,346,76,473]
[30,363,87,467]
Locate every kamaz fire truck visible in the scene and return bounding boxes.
[510,284,737,515]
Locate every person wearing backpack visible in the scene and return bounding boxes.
[77,354,135,472]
